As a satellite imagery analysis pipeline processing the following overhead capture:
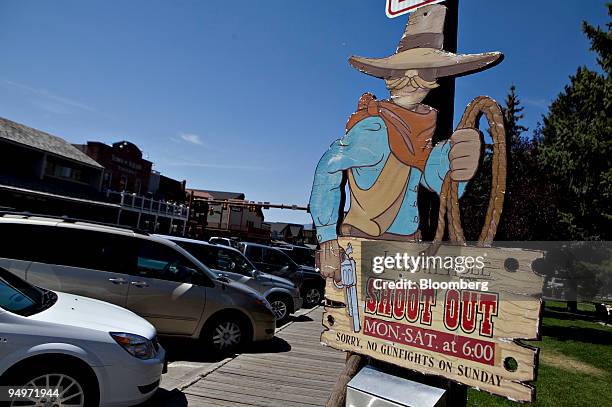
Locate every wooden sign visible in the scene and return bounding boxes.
[308,3,540,404]
[321,239,544,402]
[386,0,447,18]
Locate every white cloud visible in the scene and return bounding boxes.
[164,160,273,171]
[180,133,204,146]
[1,80,98,114]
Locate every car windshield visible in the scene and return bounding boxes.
[218,248,255,275]
[283,247,315,267]
[211,238,229,246]
[170,243,218,280]
[211,238,240,249]
[179,242,256,276]
[0,268,49,316]
[266,248,298,268]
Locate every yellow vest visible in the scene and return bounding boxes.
[343,154,412,237]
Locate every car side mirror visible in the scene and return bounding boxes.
[217,273,231,284]
[252,269,262,278]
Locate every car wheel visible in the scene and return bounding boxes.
[9,367,97,407]
[267,294,291,325]
[303,286,322,308]
[204,314,247,353]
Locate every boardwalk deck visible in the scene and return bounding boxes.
[182,307,347,407]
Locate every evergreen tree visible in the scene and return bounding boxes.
[460,85,552,241]
[504,85,529,144]
[498,85,548,240]
[459,6,611,310]
[538,4,612,240]
[536,4,612,311]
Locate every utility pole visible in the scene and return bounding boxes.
[419,0,460,241]
[424,0,458,143]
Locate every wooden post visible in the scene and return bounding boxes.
[446,380,468,407]
[421,2,469,403]
[419,0,459,241]
[424,0,458,142]
[325,353,364,407]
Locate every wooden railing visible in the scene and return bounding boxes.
[107,190,189,219]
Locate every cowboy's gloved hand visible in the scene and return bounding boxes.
[449,128,482,181]
[316,240,344,284]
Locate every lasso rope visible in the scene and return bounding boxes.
[433,96,507,247]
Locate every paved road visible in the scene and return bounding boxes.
[146,306,346,406]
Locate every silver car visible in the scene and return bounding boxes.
[157,235,302,324]
[0,214,277,353]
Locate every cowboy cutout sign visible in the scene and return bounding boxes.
[309,4,503,276]
[309,4,544,403]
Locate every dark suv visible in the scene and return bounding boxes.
[276,244,315,268]
[239,242,324,308]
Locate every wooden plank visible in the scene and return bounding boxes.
[248,349,342,364]
[200,373,333,399]
[219,365,338,387]
[240,354,345,373]
[237,358,344,375]
[182,307,341,406]
[239,351,343,366]
[222,360,341,382]
[185,394,258,407]
[185,386,313,407]
[211,369,334,393]
[240,352,345,368]
[191,380,327,406]
[217,365,337,391]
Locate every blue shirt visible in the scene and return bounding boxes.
[309,116,465,243]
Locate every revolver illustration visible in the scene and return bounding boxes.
[334,243,361,333]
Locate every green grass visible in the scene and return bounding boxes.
[468,301,612,407]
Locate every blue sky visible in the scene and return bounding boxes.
[0,0,607,224]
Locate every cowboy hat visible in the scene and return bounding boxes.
[349,4,503,80]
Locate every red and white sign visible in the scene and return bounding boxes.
[386,0,446,18]
[322,239,544,402]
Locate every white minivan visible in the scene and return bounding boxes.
[0,267,165,407]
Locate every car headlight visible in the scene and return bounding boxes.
[110,332,156,360]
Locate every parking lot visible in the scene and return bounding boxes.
[147,306,346,406]
[0,213,330,406]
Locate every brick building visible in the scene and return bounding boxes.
[76,140,188,234]
[76,141,152,195]
[186,189,269,241]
